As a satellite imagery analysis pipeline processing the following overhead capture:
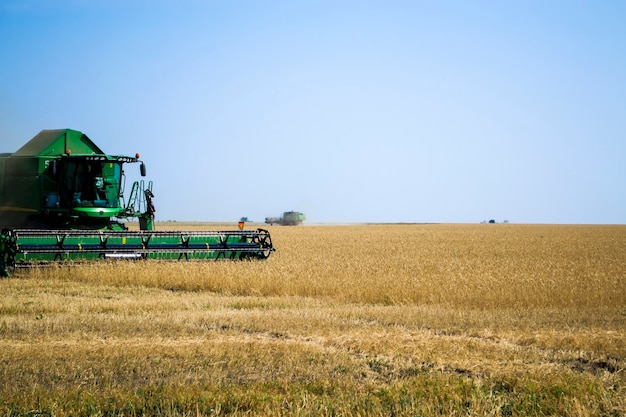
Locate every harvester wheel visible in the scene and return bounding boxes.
[0,229,18,277]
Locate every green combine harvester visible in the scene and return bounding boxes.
[0,129,274,276]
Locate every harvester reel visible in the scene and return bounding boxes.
[0,228,275,276]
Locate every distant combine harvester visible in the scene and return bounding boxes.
[265,211,305,226]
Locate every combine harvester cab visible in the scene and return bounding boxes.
[0,129,274,276]
[0,129,145,229]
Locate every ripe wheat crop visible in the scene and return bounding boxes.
[1,223,624,416]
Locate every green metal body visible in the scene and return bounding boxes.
[0,129,142,230]
[0,130,274,276]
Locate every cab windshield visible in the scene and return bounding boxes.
[59,159,122,208]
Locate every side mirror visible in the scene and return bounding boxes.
[50,160,57,176]
[140,162,146,177]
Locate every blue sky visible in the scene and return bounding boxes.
[1,1,624,224]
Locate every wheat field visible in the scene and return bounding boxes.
[1,223,624,416]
